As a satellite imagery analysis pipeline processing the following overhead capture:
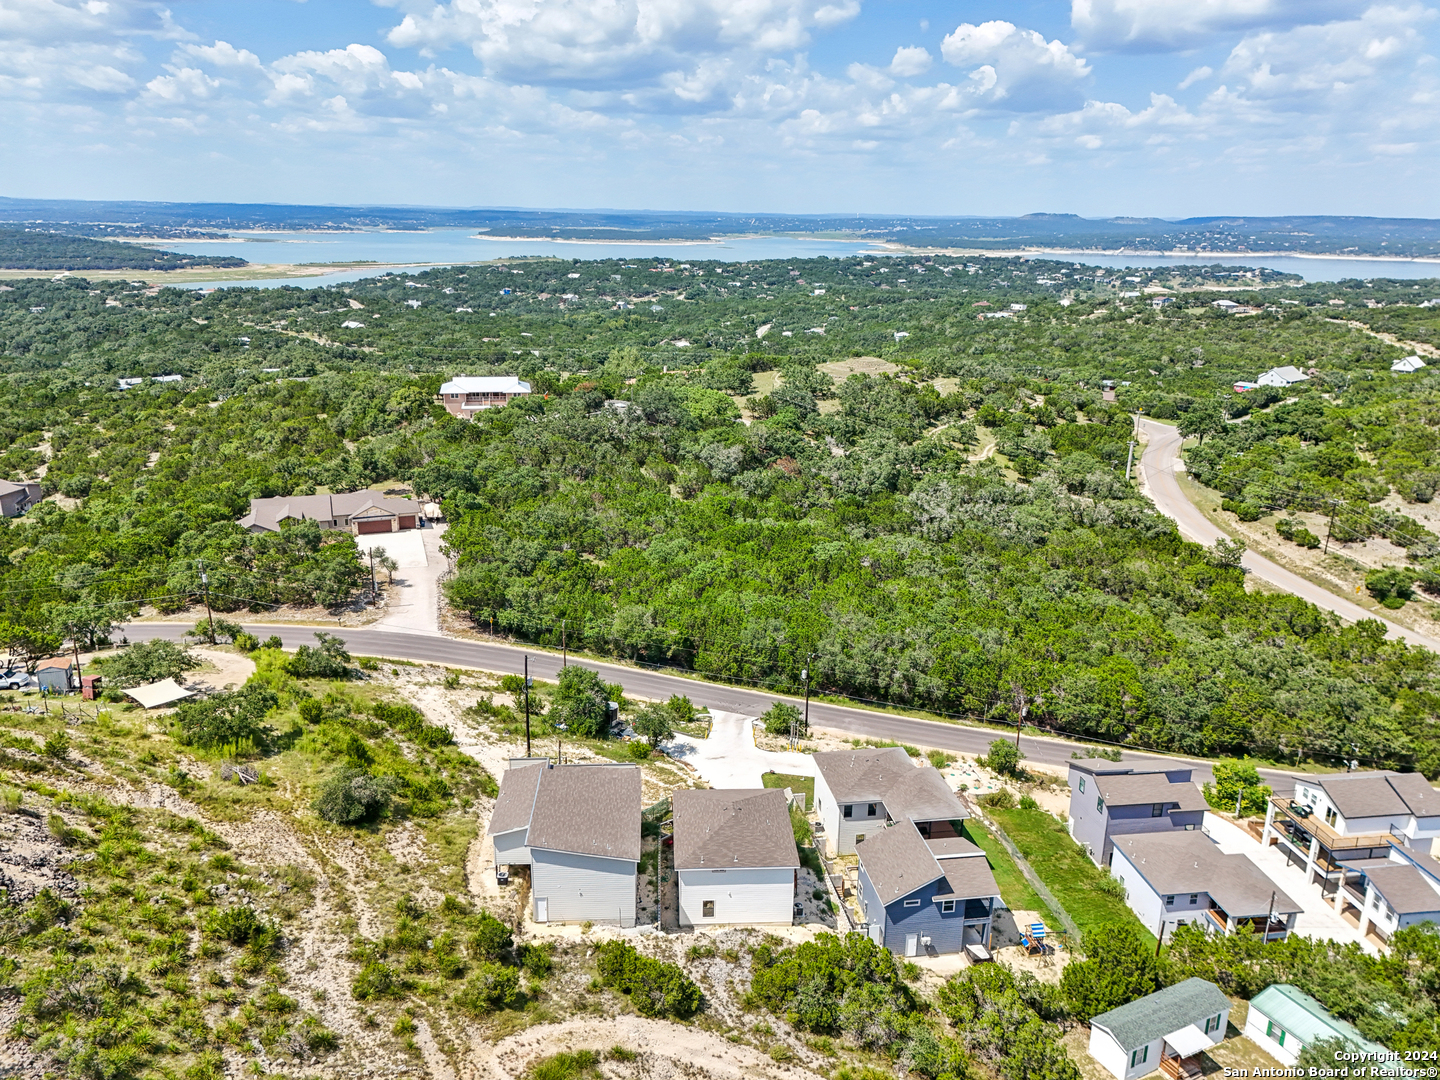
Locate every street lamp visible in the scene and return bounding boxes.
[555,722,567,765]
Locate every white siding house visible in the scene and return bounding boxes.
[486,762,641,927]
[812,748,968,856]
[1088,978,1231,1080]
[1243,984,1394,1069]
[673,789,798,927]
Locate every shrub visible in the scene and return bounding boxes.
[984,739,1023,777]
[550,666,611,738]
[519,942,554,977]
[1366,567,1415,609]
[627,740,652,760]
[262,635,283,650]
[595,940,700,1019]
[927,750,956,770]
[313,767,399,824]
[467,911,513,960]
[1202,760,1272,817]
[373,701,453,747]
[285,632,353,679]
[980,790,1016,810]
[455,962,520,1013]
[761,701,804,737]
[1060,923,1161,1021]
[1018,794,1040,810]
[204,906,279,955]
[94,639,199,688]
[234,632,260,653]
[529,1050,601,1080]
[352,960,400,1001]
[1221,498,1264,521]
[298,699,323,725]
[42,731,70,761]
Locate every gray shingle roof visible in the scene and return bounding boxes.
[857,822,945,904]
[1095,773,1207,811]
[1363,863,1440,915]
[239,490,420,532]
[941,854,1000,902]
[1113,832,1302,918]
[1090,978,1231,1052]
[813,748,967,823]
[490,764,641,863]
[672,788,800,871]
[1300,771,1440,820]
[488,764,543,837]
[1069,758,1190,777]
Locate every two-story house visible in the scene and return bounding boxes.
[1067,758,1207,867]
[856,820,1001,957]
[487,761,641,927]
[1110,832,1302,940]
[812,747,969,855]
[436,376,532,417]
[0,480,42,518]
[1261,770,1440,933]
[672,788,799,927]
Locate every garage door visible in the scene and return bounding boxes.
[356,519,392,534]
[398,515,416,529]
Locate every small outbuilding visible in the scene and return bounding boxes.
[1243,984,1391,1068]
[672,788,799,926]
[1088,978,1231,1080]
[35,659,77,694]
[1392,356,1427,374]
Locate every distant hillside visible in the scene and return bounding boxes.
[0,228,246,271]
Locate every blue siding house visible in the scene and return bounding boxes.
[856,824,1000,957]
[1067,758,1207,867]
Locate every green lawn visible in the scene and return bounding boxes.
[986,807,1148,940]
[961,819,1048,914]
[762,771,815,807]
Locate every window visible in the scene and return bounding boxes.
[1189,894,1198,905]
[1204,1013,1223,1035]
[1267,1021,1287,1047]
[940,900,956,913]
[702,900,715,918]
[1097,797,1105,813]
[855,834,865,844]
[1325,807,1338,827]
[1185,823,1197,831]
[1165,896,1175,907]
[867,803,878,817]
[903,899,922,908]
[1130,1046,1148,1068]
[1079,777,1086,794]
[1152,803,1165,818]
[844,805,853,819]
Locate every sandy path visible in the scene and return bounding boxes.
[462,1016,825,1080]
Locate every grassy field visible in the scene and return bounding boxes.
[762,771,814,807]
[960,819,1049,914]
[986,806,1149,940]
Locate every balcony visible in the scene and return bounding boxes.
[1202,906,1288,941]
[1268,798,1395,854]
[1160,1053,1203,1080]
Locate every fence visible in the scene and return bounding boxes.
[973,809,1081,940]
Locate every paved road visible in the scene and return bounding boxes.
[1138,418,1440,653]
[123,620,1294,791]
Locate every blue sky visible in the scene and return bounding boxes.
[1,0,1436,218]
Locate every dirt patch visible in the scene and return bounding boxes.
[818,357,901,380]
[0,808,83,902]
[188,647,258,692]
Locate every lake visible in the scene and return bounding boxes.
[169,228,1440,289]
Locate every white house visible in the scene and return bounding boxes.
[436,375,532,417]
[487,762,640,927]
[1110,832,1301,940]
[1088,978,1231,1080]
[1257,365,1310,387]
[1392,356,1427,373]
[1261,770,1440,936]
[812,748,968,855]
[672,788,798,927]
[1243,984,1393,1069]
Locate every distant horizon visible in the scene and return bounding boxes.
[1,2,1435,218]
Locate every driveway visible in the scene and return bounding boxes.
[667,710,815,789]
[1138,419,1440,652]
[357,523,449,637]
[1202,812,1376,952]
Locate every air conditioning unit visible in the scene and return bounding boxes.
[920,936,932,947]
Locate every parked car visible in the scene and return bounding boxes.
[0,670,28,690]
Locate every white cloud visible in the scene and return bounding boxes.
[941,21,1091,110]
[382,0,860,86]
[1178,65,1213,89]
[889,45,932,77]
[143,66,219,103]
[1071,0,1364,52]
[183,40,262,69]
[1217,4,1432,102]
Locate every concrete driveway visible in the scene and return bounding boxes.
[1202,812,1376,952]
[667,710,816,789]
[357,523,449,636]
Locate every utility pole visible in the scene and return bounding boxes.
[368,551,378,598]
[562,620,567,668]
[1155,916,1166,957]
[197,559,215,644]
[524,655,532,757]
[801,662,811,750]
[1266,891,1277,940]
[1324,501,1337,555]
[1125,439,1136,484]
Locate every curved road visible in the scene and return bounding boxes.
[1138,418,1440,653]
[122,620,1288,791]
